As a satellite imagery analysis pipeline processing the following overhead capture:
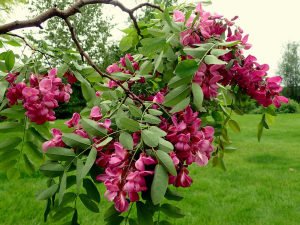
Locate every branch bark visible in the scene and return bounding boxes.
[0,0,162,35]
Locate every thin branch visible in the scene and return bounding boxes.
[64,18,144,105]
[0,0,163,35]
[6,33,55,61]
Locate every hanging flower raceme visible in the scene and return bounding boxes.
[5,68,72,124]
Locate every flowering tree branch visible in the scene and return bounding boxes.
[64,18,144,105]
[0,0,163,35]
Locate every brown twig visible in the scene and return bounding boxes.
[6,33,55,61]
[0,0,163,36]
[64,18,144,105]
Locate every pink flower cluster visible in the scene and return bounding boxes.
[42,106,112,152]
[6,69,72,124]
[229,55,288,107]
[173,4,288,107]
[106,54,140,88]
[96,143,156,212]
[160,106,214,187]
[173,3,249,49]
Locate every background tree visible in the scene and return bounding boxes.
[28,0,120,69]
[278,41,300,101]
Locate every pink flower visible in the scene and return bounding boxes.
[114,191,129,212]
[48,68,58,78]
[106,63,122,74]
[273,95,289,108]
[63,72,77,84]
[135,153,156,171]
[173,10,185,22]
[180,29,201,46]
[153,92,165,104]
[90,106,102,121]
[42,128,65,152]
[65,113,80,128]
[170,167,192,188]
[39,78,52,94]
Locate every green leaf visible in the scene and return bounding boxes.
[0,149,19,163]
[163,85,191,107]
[139,60,153,75]
[142,130,159,147]
[37,184,59,200]
[0,81,8,102]
[5,50,15,71]
[218,40,240,47]
[23,154,35,175]
[71,209,79,225]
[204,55,226,65]
[119,132,133,150]
[144,114,161,125]
[81,82,96,104]
[154,50,164,74]
[170,97,190,114]
[6,167,20,180]
[116,117,140,132]
[192,83,204,110]
[105,216,124,225]
[183,47,207,58]
[128,105,143,118]
[95,137,113,148]
[119,36,133,52]
[158,138,174,153]
[40,162,64,177]
[160,204,185,218]
[228,119,240,133]
[59,172,67,204]
[174,60,198,78]
[149,126,167,137]
[168,75,192,89]
[5,39,22,47]
[111,72,131,81]
[80,148,97,179]
[0,137,21,151]
[83,178,101,203]
[80,118,107,137]
[62,133,91,149]
[31,123,51,140]
[148,109,163,116]
[210,49,231,57]
[0,122,21,132]
[104,204,121,221]
[0,106,25,119]
[79,194,99,213]
[156,150,177,176]
[136,201,154,225]
[44,199,51,222]
[60,192,77,207]
[151,164,169,205]
[76,158,83,193]
[52,207,74,221]
[165,188,183,201]
[0,159,17,170]
[46,147,76,161]
[125,57,134,73]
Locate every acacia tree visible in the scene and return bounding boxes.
[0,1,288,225]
[278,41,300,101]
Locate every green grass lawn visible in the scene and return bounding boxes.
[0,114,299,225]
